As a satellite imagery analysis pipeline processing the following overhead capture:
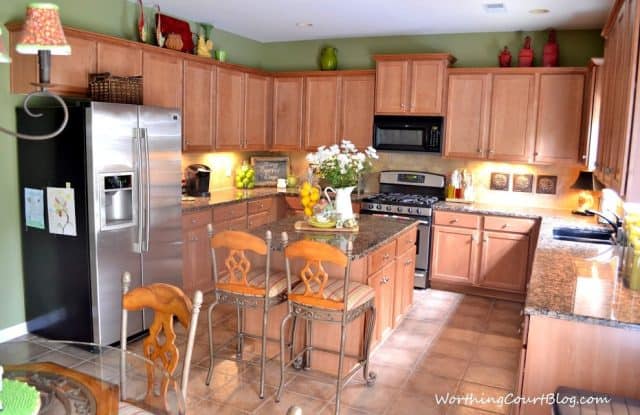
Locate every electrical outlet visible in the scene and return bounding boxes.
[226,165,232,177]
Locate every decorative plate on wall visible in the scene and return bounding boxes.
[490,172,510,191]
[513,174,534,193]
[536,175,558,194]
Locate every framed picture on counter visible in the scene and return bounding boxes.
[251,156,289,186]
[490,172,510,191]
[536,175,558,194]
[513,174,534,193]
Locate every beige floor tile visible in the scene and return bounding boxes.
[337,382,400,413]
[284,373,339,401]
[490,307,523,323]
[459,296,493,308]
[186,365,236,401]
[404,371,459,398]
[493,300,523,312]
[472,346,520,370]
[428,339,475,360]
[385,391,449,415]
[348,362,411,388]
[487,320,521,338]
[405,305,452,321]
[381,329,435,352]
[439,327,481,345]
[463,363,517,390]
[187,397,249,414]
[446,315,488,332]
[419,353,469,380]
[446,404,497,415]
[455,381,513,415]
[35,350,87,368]
[318,403,372,415]
[396,319,442,336]
[371,345,424,368]
[240,360,290,387]
[477,333,521,350]
[208,380,275,412]
[256,391,327,414]
[454,304,491,318]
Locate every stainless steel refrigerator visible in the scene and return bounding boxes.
[18,101,183,346]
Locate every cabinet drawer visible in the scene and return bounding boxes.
[484,216,535,234]
[182,209,212,230]
[368,240,397,275]
[247,197,273,214]
[213,202,247,223]
[214,216,247,232]
[247,211,270,229]
[434,211,481,229]
[397,227,418,255]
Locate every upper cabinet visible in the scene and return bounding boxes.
[244,73,272,150]
[445,68,586,165]
[97,41,142,77]
[373,54,455,116]
[143,51,183,110]
[304,76,341,150]
[595,0,640,200]
[340,74,375,150]
[272,76,304,150]
[215,67,245,150]
[183,59,214,151]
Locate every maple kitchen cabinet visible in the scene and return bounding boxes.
[272,76,304,150]
[143,51,183,110]
[430,210,539,300]
[304,75,341,150]
[183,59,215,151]
[215,67,245,150]
[340,74,375,149]
[243,73,272,150]
[97,41,142,77]
[373,54,455,115]
[182,210,214,295]
[445,68,586,165]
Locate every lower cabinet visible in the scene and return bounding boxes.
[182,210,214,295]
[394,245,417,326]
[368,260,396,342]
[430,211,538,298]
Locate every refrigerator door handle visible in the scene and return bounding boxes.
[134,128,144,251]
[142,128,151,253]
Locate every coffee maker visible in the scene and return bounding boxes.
[185,164,211,197]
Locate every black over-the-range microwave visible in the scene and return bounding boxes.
[372,115,444,153]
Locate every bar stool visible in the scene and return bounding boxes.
[276,234,377,415]
[206,225,290,399]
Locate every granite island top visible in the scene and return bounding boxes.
[182,188,373,213]
[435,201,640,330]
[247,214,418,260]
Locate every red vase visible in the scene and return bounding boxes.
[543,29,559,67]
[498,46,512,67]
[518,36,534,67]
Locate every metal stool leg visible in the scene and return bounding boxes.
[304,319,312,369]
[276,312,294,403]
[334,319,348,415]
[290,316,298,362]
[206,300,219,386]
[236,304,244,360]
[259,300,269,399]
[362,304,377,386]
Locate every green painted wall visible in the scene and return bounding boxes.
[0,0,260,332]
[0,1,604,332]
[260,30,604,71]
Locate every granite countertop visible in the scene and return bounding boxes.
[434,202,640,329]
[182,188,374,213]
[247,214,417,259]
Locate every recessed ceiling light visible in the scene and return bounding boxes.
[483,3,507,13]
[529,8,550,14]
[296,22,313,27]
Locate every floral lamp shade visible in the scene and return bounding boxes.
[16,3,71,55]
[0,28,11,63]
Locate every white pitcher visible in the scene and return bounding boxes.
[324,186,355,220]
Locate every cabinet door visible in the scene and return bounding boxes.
[368,261,396,342]
[340,74,375,150]
[430,225,478,285]
[375,60,409,114]
[409,60,445,115]
[215,67,245,150]
[394,246,416,327]
[304,76,340,150]
[444,74,491,159]
[272,77,304,150]
[244,73,271,150]
[143,52,183,110]
[183,226,213,294]
[488,74,536,162]
[97,41,142,76]
[49,35,97,96]
[183,60,214,151]
[478,231,529,293]
[534,73,585,164]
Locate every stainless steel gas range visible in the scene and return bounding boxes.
[360,171,446,288]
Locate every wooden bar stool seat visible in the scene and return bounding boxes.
[217,269,291,298]
[276,235,377,415]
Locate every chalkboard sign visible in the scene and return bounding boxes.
[251,157,289,186]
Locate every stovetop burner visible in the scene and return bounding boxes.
[364,193,440,207]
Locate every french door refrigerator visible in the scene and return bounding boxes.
[17,101,183,346]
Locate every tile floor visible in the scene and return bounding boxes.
[6,289,524,415]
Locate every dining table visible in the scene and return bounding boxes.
[0,339,185,415]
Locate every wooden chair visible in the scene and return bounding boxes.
[206,225,291,399]
[275,235,377,415]
[120,272,203,410]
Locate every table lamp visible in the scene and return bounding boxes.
[570,170,604,215]
[0,3,71,140]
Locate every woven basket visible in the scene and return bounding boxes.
[89,73,143,105]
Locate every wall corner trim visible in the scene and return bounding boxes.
[0,322,28,343]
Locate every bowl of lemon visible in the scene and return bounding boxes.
[299,181,320,217]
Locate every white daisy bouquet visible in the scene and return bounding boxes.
[306,140,378,188]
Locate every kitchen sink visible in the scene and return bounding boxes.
[552,227,614,245]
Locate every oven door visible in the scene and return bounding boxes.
[414,220,431,288]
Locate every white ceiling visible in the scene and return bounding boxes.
[144,0,613,43]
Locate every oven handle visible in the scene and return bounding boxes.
[367,212,430,225]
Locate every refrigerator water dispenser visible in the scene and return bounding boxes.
[101,173,134,230]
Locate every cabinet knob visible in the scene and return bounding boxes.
[581,155,587,160]
[190,236,198,242]
[476,148,482,154]
[191,219,197,224]
[501,224,508,229]
[471,234,477,242]
[483,235,489,243]
[383,253,390,261]
[488,149,495,154]
[381,276,390,284]
[534,152,539,157]
[449,219,458,224]
[405,259,413,266]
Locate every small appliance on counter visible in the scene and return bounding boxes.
[185,164,211,197]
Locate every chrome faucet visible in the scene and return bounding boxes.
[586,209,625,245]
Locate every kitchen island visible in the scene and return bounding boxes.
[239,214,419,375]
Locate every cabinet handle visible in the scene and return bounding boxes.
[581,155,587,160]
[449,219,458,224]
[534,152,539,157]
[471,234,477,242]
[190,236,198,242]
[407,239,414,244]
[501,224,509,229]
[488,149,495,154]
[381,276,390,284]
[483,234,489,243]
[191,218,197,224]
[383,253,390,260]
[405,259,413,266]
[476,148,483,154]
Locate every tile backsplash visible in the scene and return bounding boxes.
[184,150,587,210]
